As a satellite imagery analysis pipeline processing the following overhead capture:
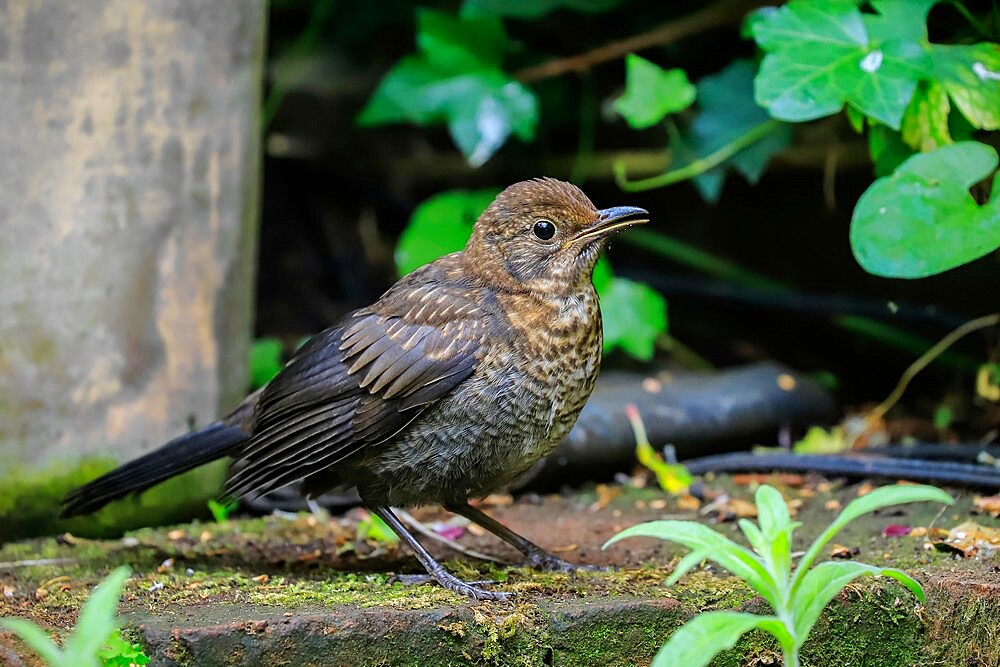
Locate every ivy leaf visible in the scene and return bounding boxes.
[850,141,1000,278]
[357,10,538,166]
[614,54,696,130]
[461,0,621,19]
[752,0,928,129]
[249,337,284,390]
[868,124,914,176]
[674,60,792,202]
[930,43,1000,131]
[900,80,951,152]
[599,276,668,360]
[395,189,499,275]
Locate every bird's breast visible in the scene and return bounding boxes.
[490,288,603,441]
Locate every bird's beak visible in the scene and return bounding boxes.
[571,206,649,245]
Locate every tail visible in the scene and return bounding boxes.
[60,422,247,518]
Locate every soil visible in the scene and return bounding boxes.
[2,475,1000,666]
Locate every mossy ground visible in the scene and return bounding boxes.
[0,457,227,542]
[2,478,1000,665]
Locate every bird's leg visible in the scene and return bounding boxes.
[370,506,510,601]
[445,501,581,573]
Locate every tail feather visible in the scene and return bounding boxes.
[60,422,246,518]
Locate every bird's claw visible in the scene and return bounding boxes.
[389,572,511,601]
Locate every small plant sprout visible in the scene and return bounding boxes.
[604,484,953,667]
[625,404,691,494]
[0,565,149,666]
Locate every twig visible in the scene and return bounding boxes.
[868,313,1000,423]
[393,508,509,564]
[0,557,76,569]
[615,120,784,191]
[514,0,769,83]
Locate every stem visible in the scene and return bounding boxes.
[947,0,994,38]
[785,647,801,667]
[514,0,768,83]
[868,313,1000,423]
[262,0,336,130]
[614,120,784,191]
[617,231,985,372]
[570,76,597,185]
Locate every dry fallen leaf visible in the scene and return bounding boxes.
[167,529,186,540]
[934,521,1000,558]
[551,543,578,553]
[676,494,701,511]
[856,482,876,497]
[973,495,1000,517]
[709,496,758,521]
[830,544,860,559]
[732,473,805,487]
[590,484,621,512]
[253,574,270,584]
[157,558,175,574]
[824,499,842,511]
[882,524,911,538]
[478,493,514,508]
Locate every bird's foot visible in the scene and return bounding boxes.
[389,572,511,601]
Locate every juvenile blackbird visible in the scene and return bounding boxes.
[62,178,649,600]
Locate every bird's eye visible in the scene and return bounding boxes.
[532,219,556,240]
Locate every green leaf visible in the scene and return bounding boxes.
[357,10,538,166]
[929,43,1000,130]
[418,9,505,70]
[795,485,952,579]
[591,256,613,292]
[395,189,499,275]
[98,630,151,666]
[0,618,64,666]
[863,0,936,43]
[792,561,925,640]
[598,276,667,360]
[900,80,952,152]
[64,566,132,662]
[604,521,781,608]
[249,337,284,390]
[652,612,791,667]
[665,547,714,586]
[850,142,1000,278]
[614,55,696,130]
[754,485,790,543]
[845,104,866,133]
[357,512,400,544]
[752,0,928,129]
[461,0,621,19]
[867,124,914,176]
[674,60,792,202]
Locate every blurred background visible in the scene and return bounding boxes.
[1,0,997,541]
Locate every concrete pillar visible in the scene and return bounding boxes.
[0,0,265,537]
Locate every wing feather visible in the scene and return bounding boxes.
[223,265,490,501]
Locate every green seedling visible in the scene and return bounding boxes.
[207,498,238,523]
[605,484,953,667]
[1,566,149,666]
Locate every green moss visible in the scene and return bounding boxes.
[0,457,227,542]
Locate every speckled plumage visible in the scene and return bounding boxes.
[62,178,647,600]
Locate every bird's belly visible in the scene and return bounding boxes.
[355,336,601,507]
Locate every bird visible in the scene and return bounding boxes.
[61,178,649,600]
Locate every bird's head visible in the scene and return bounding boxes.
[465,178,648,296]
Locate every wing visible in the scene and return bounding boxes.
[224,272,488,501]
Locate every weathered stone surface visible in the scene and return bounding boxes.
[3,480,1000,665]
[0,1,265,468]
